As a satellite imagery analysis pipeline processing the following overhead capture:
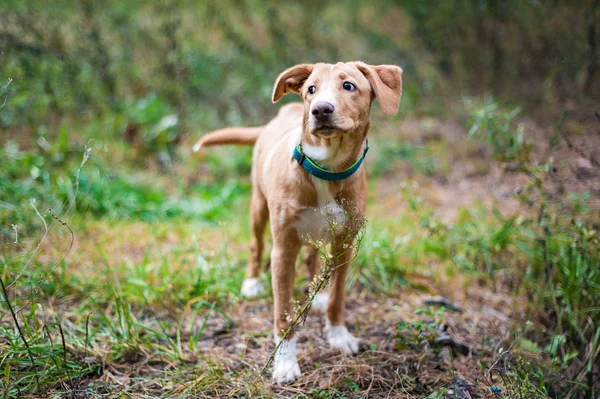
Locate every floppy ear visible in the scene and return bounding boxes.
[354,62,403,115]
[272,64,314,103]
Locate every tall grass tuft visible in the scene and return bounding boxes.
[462,98,600,396]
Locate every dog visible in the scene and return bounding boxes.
[193,61,402,383]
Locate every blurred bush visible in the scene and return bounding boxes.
[399,0,599,100]
[0,0,432,133]
[2,1,596,136]
[0,137,248,239]
[123,93,181,166]
[460,98,599,396]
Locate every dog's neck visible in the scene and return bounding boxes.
[300,122,370,172]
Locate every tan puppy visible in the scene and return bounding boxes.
[194,62,402,383]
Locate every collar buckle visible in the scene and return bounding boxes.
[298,145,306,165]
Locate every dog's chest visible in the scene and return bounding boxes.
[293,178,346,242]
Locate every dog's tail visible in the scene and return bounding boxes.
[193,126,264,152]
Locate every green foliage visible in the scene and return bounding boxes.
[0,1,436,131]
[0,138,75,236]
[400,0,600,99]
[0,218,239,396]
[393,307,446,350]
[526,206,600,387]
[124,93,181,156]
[421,208,520,277]
[0,136,249,238]
[465,97,532,165]
[0,301,102,396]
[424,388,447,399]
[73,169,247,222]
[463,98,600,396]
[351,227,410,293]
[372,142,438,177]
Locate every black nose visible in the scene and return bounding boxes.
[311,102,335,121]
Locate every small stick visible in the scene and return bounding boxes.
[261,203,366,374]
[85,313,91,358]
[13,209,74,315]
[57,322,73,388]
[559,129,600,168]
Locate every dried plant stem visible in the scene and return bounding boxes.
[260,250,354,374]
[261,201,366,374]
[7,199,49,289]
[13,209,74,315]
[560,129,600,169]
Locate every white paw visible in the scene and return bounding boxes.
[326,323,361,355]
[272,336,301,384]
[311,292,329,312]
[240,278,265,298]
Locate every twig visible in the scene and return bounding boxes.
[559,129,600,168]
[57,322,73,388]
[261,202,366,374]
[484,341,517,384]
[8,144,89,293]
[0,276,40,391]
[13,209,74,314]
[0,77,12,109]
[364,365,375,398]
[262,246,360,373]
[85,313,91,358]
[7,199,49,289]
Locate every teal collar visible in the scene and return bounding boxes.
[293,140,369,182]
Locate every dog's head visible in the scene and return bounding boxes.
[272,62,402,138]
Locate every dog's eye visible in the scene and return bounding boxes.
[308,85,316,95]
[343,82,356,92]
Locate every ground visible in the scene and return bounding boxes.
[2,104,598,398]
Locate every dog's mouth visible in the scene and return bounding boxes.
[311,123,340,137]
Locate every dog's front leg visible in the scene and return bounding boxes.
[325,234,361,355]
[302,246,329,312]
[270,226,302,384]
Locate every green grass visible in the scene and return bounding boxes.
[0,125,256,396]
[1,217,246,397]
[371,142,441,178]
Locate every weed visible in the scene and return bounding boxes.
[372,142,439,177]
[393,307,446,350]
[123,93,182,163]
[465,97,532,166]
[464,98,600,396]
[351,227,411,293]
[421,208,521,278]
[425,388,448,399]
[264,200,367,372]
[483,342,554,399]
[0,137,249,237]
